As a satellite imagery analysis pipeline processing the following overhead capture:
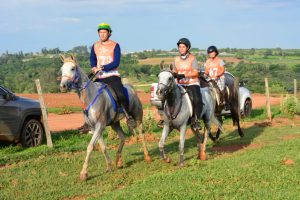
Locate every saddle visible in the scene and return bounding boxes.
[94,82,129,113]
[208,80,230,110]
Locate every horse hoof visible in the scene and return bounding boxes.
[145,155,152,163]
[80,172,88,181]
[164,157,171,163]
[209,134,217,142]
[200,151,206,161]
[105,168,112,173]
[116,158,124,168]
[178,162,184,167]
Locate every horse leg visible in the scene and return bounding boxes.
[236,118,244,137]
[80,124,104,181]
[191,128,201,159]
[199,123,209,161]
[111,122,125,168]
[179,124,187,167]
[159,125,171,163]
[231,108,244,137]
[215,115,223,140]
[133,122,152,163]
[97,134,113,173]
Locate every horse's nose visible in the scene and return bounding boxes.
[60,83,66,89]
[156,88,161,96]
[60,83,67,92]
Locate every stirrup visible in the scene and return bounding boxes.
[127,116,137,129]
[192,119,202,130]
[78,123,90,134]
[157,119,164,128]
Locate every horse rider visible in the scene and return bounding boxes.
[173,38,204,130]
[90,22,136,127]
[204,45,225,106]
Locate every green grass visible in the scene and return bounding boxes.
[47,106,83,114]
[0,117,300,199]
[247,55,300,67]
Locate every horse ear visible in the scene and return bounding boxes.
[170,64,173,71]
[160,61,165,71]
[59,54,65,62]
[70,54,77,63]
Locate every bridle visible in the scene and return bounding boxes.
[60,61,100,92]
[158,69,175,96]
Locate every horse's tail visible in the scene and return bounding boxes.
[124,83,143,123]
[232,78,241,126]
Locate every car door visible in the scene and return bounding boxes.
[0,87,21,137]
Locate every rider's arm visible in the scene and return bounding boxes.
[90,44,98,73]
[102,43,121,72]
[218,59,225,76]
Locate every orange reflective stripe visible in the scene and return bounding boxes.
[174,54,198,85]
[204,57,225,79]
[94,40,117,68]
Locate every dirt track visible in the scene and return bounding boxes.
[17,92,281,132]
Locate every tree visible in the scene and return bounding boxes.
[263,49,273,57]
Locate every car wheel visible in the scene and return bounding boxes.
[21,119,44,147]
[242,99,252,118]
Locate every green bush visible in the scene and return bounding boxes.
[143,112,157,134]
[280,95,298,116]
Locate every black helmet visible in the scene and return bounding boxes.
[177,38,191,50]
[207,45,219,55]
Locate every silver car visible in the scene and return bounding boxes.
[0,85,45,147]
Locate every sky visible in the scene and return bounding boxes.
[0,0,300,54]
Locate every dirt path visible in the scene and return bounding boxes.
[17,92,281,132]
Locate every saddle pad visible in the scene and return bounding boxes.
[178,85,193,117]
[105,85,129,113]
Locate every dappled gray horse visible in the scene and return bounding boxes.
[156,64,223,166]
[59,55,151,181]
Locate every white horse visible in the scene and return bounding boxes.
[156,64,223,166]
[59,55,151,181]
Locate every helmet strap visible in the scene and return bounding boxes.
[180,52,189,60]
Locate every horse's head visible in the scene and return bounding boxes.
[59,54,80,93]
[156,62,176,100]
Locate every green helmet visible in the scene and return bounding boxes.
[97,23,112,32]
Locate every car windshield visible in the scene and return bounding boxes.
[0,85,15,95]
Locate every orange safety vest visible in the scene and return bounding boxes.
[174,54,199,85]
[93,40,119,78]
[204,57,225,79]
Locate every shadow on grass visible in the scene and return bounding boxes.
[141,122,268,163]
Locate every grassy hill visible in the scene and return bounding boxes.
[0,116,299,199]
[1,48,300,94]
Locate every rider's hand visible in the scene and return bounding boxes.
[177,74,185,80]
[92,66,103,74]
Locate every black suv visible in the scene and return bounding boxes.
[0,85,45,147]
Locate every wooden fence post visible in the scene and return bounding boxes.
[35,79,53,147]
[294,79,297,99]
[265,78,272,122]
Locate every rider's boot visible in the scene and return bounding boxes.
[78,122,90,134]
[122,106,137,129]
